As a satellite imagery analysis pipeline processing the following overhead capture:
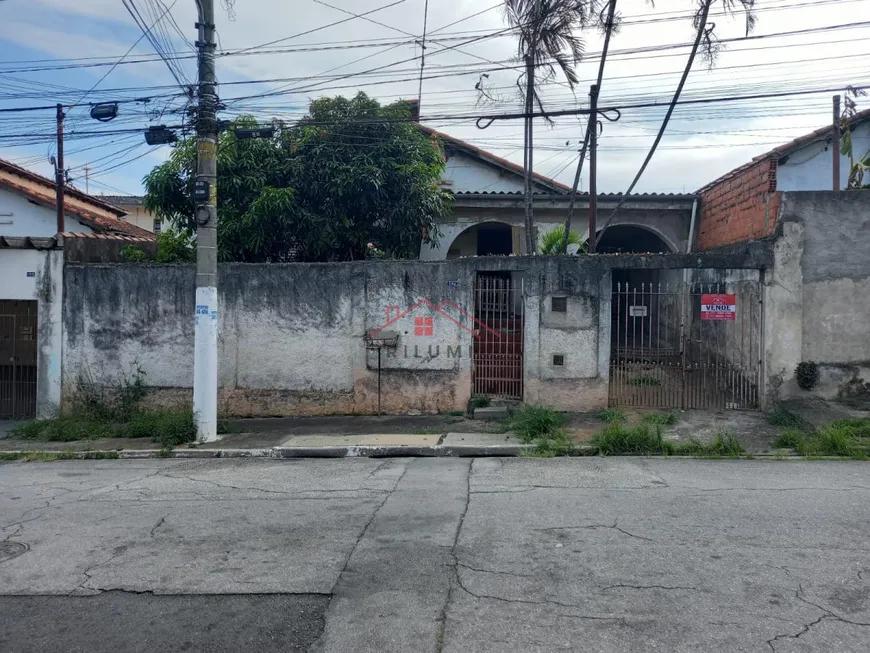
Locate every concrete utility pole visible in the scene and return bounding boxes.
[55,103,65,234]
[587,85,599,254]
[833,94,841,192]
[193,0,219,442]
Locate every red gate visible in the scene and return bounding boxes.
[472,274,524,399]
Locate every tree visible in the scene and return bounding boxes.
[842,87,870,189]
[144,94,452,262]
[538,225,585,254]
[503,0,592,255]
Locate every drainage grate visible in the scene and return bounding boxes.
[0,541,28,563]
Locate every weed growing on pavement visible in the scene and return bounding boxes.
[0,451,118,462]
[525,430,577,457]
[592,422,674,455]
[706,432,745,457]
[12,363,206,449]
[771,418,870,459]
[507,405,565,443]
[595,408,627,423]
[766,404,804,427]
[642,411,679,426]
[470,395,491,409]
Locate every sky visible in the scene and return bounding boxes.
[0,0,868,198]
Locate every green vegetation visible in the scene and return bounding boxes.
[595,408,627,423]
[538,225,586,255]
[470,395,491,409]
[773,419,870,459]
[766,404,804,427]
[628,375,662,387]
[145,94,451,262]
[506,404,565,443]
[642,411,679,426]
[11,364,219,449]
[121,229,196,264]
[592,422,674,455]
[525,430,577,457]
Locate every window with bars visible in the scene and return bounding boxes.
[551,296,567,312]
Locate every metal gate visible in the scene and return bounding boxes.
[610,280,762,410]
[472,273,524,399]
[0,301,38,419]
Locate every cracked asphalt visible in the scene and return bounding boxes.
[1,457,869,652]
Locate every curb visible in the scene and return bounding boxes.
[0,444,535,460]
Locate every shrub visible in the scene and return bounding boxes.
[707,432,744,457]
[127,409,197,448]
[795,361,819,390]
[507,405,565,443]
[773,429,804,449]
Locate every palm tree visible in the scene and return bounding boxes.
[538,225,586,254]
[503,0,593,254]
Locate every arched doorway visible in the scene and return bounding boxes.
[596,224,675,254]
[446,221,516,259]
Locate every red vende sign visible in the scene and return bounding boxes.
[701,293,736,321]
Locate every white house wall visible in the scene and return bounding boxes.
[777,121,870,192]
[0,186,93,237]
[441,151,527,194]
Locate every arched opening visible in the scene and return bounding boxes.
[596,225,675,254]
[446,221,515,259]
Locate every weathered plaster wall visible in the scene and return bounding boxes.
[0,248,64,416]
[783,191,870,400]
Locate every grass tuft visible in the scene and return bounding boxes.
[470,395,491,409]
[595,408,627,423]
[592,422,674,456]
[772,418,870,459]
[524,430,577,458]
[766,404,804,427]
[642,411,679,426]
[506,405,565,443]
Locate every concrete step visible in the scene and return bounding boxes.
[473,405,508,421]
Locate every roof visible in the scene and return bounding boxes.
[0,158,154,240]
[419,124,572,194]
[697,106,870,194]
[98,195,145,207]
[59,231,156,244]
[0,235,59,250]
[454,190,695,199]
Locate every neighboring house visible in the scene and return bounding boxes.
[100,195,161,234]
[0,158,155,420]
[417,124,696,258]
[695,107,870,250]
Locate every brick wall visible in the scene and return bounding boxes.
[695,157,781,250]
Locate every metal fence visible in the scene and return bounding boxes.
[0,302,38,419]
[610,281,763,410]
[472,274,524,400]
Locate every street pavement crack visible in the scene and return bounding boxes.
[436,459,473,653]
[149,514,168,538]
[601,584,697,592]
[536,521,655,542]
[457,562,537,579]
[766,584,870,651]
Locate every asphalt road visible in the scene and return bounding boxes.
[1,457,869,652]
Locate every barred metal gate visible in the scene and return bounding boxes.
[0,301,38,419]
[472,274,524,399]
[610,280,762,410]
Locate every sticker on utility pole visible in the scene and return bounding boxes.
[629,305,648,317]
[701,294,737,320]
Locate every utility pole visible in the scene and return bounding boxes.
[83,166,90,194]
[55,103,65,234]
[833,94,841,191]
[416,0,429,108]
[193,0,219,443]
[587,85,599,254]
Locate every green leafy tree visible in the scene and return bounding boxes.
[144,94,452,261]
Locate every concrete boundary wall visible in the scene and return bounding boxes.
[61,246,773,417]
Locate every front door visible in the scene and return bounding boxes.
[472,273,524,400]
